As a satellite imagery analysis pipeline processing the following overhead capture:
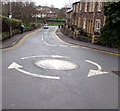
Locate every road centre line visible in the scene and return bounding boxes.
[41,37,56,46]
[2,27,119,56]
[41,35,69,48]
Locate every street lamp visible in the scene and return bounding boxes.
[9,1,12,38]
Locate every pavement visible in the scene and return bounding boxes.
[0,27,119,55]
[55,29,120,55]
[0,27,42,49]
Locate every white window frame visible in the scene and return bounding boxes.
[78,18,81,27]
[80,3,82,11]
[95,20,101,33]
[89,2,94,12]
[97,2,102,12]
[92,2,95,12]
[76,3,79,13]
[85,2,87,12]
[83,18,86,30]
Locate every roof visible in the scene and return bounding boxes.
[66,8,73,13]
[48,11,56,14]
[73,1,80,5]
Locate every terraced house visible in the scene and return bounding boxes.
[65,0,105,43]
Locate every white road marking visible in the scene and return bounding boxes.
[12,42,16,46]
[81,47,89,49]
[59,45,68,47]
[21,55,69,60]
[86,60,108,77]
[70,46,79,48]
[41,38,44,41]
[42,37,56,46]
[8,62,60,80]
[35,59,78,70]
[8,62,22,69]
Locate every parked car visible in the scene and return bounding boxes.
[44,24,48,29]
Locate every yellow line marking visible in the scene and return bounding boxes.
[0,28,42,51]
[54,28,120,56]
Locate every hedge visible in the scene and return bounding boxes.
[46,19,65,22]
[2,16,22,32]
[0,29,21,41]
[1,16,22,40]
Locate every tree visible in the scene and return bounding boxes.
[2,1,38,24]
[99,2,120,47]
[57,8,68,19]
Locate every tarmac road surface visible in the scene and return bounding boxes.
[2,26,118,109]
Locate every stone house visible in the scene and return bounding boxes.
[47,11,58,18]
[65,1,105,43]
[36,6,58,18]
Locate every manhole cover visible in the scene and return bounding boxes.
[35,59,79,70]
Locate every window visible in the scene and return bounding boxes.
[73,5,75,12]
[75,19,77,26]
[95,20,101,32]
[97,2,103,11]
[76,3,79,13]
[80,3,82,11]
[83,18,86,30]
[78,18,81,27]
[89,2,94,12]
[92,2,95,12]
[85,2,87,12]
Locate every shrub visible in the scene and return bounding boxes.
[1,16,22,40]
[2,16,22,32]
[46,18,65,22]
[98,2,120,47]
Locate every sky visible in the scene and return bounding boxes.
[33,0,78,9]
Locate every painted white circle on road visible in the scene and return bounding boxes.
[35,59,79,70]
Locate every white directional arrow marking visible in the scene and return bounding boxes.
[86,60,108,77]
[8,62,60,80]
[8,62,23,69]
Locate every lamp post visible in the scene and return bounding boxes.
[9,1,12,38]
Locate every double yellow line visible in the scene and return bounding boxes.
[54,28,120,56]
[0,28,42,51]
[1,27,120,56]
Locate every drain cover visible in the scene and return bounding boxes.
[35,59,79,70]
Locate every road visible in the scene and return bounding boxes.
[2,26,118,109]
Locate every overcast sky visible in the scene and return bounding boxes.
[33,0,78,9]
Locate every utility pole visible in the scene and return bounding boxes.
[9,1,12,38]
